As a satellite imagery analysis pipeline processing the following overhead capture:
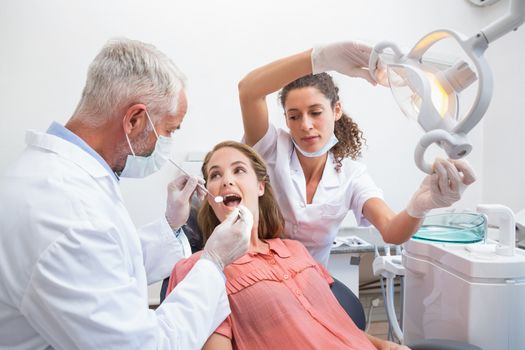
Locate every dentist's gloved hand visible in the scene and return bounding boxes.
[165,174,206,230]
[406,158,476,218]
[202,205,253,270]
[311,41,377,84]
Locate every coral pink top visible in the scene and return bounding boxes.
[167,238,375,350]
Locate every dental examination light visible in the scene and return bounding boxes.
[369,0,525,173]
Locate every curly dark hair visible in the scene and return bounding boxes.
[278,73,365,171]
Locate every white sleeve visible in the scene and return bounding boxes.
[156,259,230,347]
[21,225,229,350]
[247,123,279,163]
[350,165,384,226]
[138,217,190,284]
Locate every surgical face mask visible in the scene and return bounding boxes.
[291,133,339,158]
[120,111,175,178]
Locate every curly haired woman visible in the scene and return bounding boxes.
[238,41,476,266]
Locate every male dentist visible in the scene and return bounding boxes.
[0,38,251,350]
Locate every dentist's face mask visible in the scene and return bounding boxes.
[120,110,175,178]
[291,133,339,158]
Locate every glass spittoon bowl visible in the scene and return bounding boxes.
[412,212,486,243]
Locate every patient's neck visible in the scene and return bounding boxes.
[249,224,270,254]
[250,239,270,255]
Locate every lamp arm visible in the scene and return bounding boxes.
[480,0,525,44]
[414,130,472,174]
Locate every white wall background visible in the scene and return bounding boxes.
[1,0,524,229]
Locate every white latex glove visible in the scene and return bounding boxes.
[311,41,377,84]
[406,159,476,218]
[165,174,206,230]
[202,205,253,271]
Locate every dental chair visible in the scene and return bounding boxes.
[330,277,366,331]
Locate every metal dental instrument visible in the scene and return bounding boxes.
[167,159,224,203]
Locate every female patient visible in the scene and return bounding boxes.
[167,141,408,350]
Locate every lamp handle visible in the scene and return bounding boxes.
[414,130,472,174]
[368,41,403,84]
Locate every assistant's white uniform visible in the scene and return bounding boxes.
[252,125,383,266]
[0,130,229,349]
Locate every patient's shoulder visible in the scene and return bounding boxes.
[176,251,203,276]
[280,238,311,255]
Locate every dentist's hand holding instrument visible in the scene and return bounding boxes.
[202,205,253,270]
[165,159,224,230]
[168,159,224,203]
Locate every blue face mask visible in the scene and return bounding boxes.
[291,133,339,158]
[120,111,175,178]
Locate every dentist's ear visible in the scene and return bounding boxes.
[122,104,148,136]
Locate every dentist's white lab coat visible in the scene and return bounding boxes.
[0,130,229,350]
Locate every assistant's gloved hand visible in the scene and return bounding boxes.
[311,41,377,84]
[202,205,253,270]
[406,158,476,218]
[165,174,205,230]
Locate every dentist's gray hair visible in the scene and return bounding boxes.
[72,38,186,127]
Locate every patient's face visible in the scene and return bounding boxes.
[205,147,264,222]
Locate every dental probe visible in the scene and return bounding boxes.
[167,159,224,203]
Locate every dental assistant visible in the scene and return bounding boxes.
[0,38,251,350]
[238,41,476,266]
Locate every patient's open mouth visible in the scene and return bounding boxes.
[222,194,242,207]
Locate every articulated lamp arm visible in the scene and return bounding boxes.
[369,0,525,174]
[480,0,525,43]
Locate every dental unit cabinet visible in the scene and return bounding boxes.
[402,205,525,349]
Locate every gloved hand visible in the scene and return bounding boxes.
[165,174,206,230]
[406,158,476,218]
[202,205,253,270]
[311,41,377,84]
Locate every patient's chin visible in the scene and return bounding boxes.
[214,208,232,223]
